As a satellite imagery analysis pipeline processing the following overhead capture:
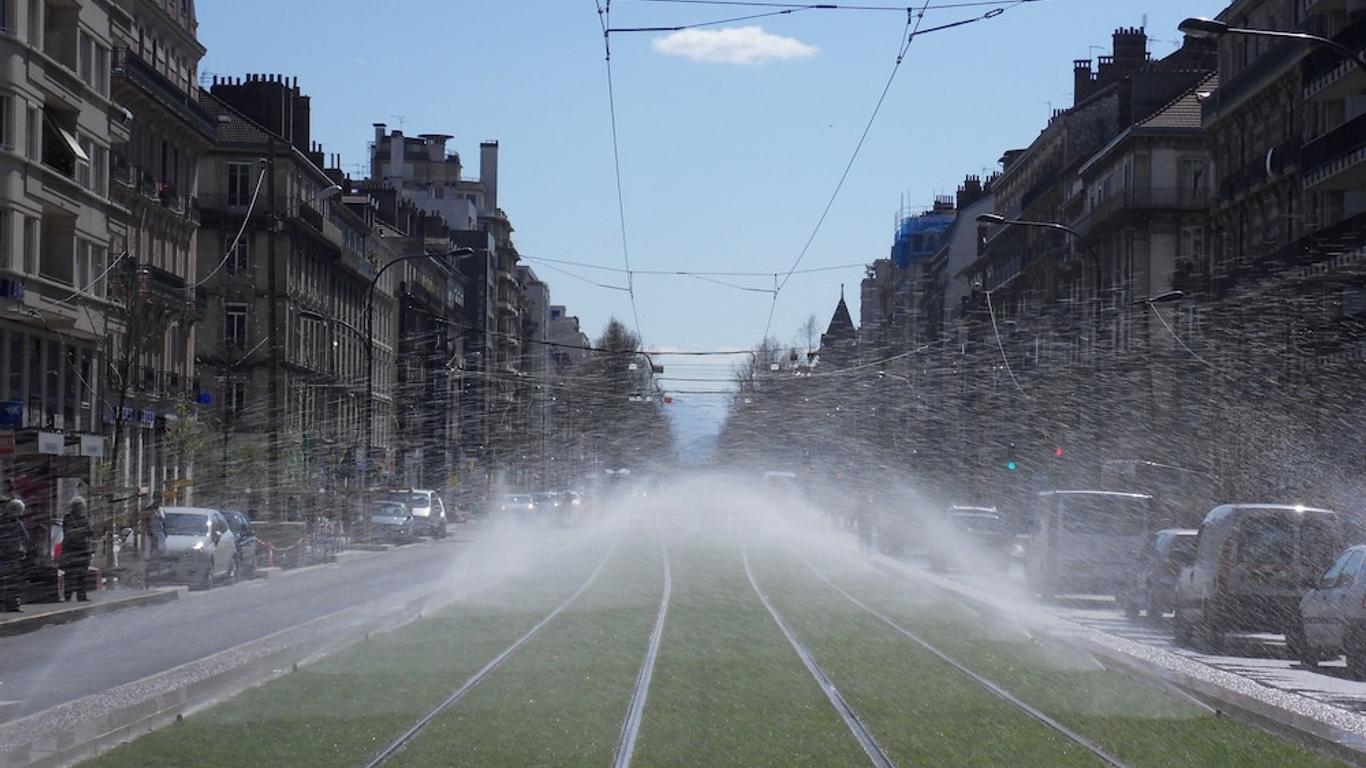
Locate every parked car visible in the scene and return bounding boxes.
[152,507,239,589]
[368,501,415,543]
[1120,528,1198,620]
[1025,490,1154,599]
[387,489,447,539]
[220,510,258,578]
[1295,545,1366,676]
[1175,504,1344,651]
[929,506,1011,572]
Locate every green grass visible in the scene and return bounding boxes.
[85,540,618,768]
[794,548,1345,768]
[384,540,665,767]
[748,548,1104,767]
[630,534,870,767]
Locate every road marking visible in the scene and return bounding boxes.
[797,551,1133,768]
[362,539,620,768]
[613,540,672,768]
[742,546,896,768]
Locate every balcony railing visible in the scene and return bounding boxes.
[1302,12,1366,89]
[111,47,216,138]
[133,262,191,306]
[1302,111,1366,179]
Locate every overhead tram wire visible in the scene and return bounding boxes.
[596,0,646,343]
[624,0,1045,11]
[760,0,1032,343]
[761,2,924,342]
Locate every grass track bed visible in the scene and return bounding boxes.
[382,541,665,767]
[797,549,1344,768]
[748,548,1103,768]
[84,539,616,768]
[629,535,869,767]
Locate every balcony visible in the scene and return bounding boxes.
[496,298,518,316]
[1303,13,1366,100]
[1304,0,1346,16]
[1078,187,1211,234]
[1203,38,1306,123]
[133,262,192,307]
[110,48,216,139]
[1301,111,1366,190]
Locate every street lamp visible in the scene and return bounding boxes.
[1178,17,1366,74]
[362,247,475,490]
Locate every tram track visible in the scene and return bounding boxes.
[612,540,673,768]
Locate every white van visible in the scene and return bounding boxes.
[1175,504,1343,650]
[1025,490,1153,599]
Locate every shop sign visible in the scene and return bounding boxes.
[80,435,105,458]
[0,431,13,456]
[0,277,24,302]
[139,409,156,427]
[0,402,21,429]
[37,432,63,455]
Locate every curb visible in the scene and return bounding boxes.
[874,556,1366,767]
[0,589,182,638]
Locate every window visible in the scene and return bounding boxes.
[25,0,35,43]
[77,31,91,84]
[75,135,90,188]
[0,94,9,150]
[224,302,248,347]
[226,379,246,417]
[23,104,35,159]
[227,234,249,272]
[75,238,90,290]
[21,215,35,274]
[91,143,105,194]
[227,161,251,206]
[0,211,7,270]
[1338,551,1365,588]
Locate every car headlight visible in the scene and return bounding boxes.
[191,541,205,551]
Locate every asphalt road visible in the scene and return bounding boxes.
[0,530,477,723]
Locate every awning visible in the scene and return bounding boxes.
[45,115,89,162]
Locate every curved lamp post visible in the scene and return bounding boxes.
[1179,17,1366,74]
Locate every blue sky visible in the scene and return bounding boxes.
[197,0,1225,439]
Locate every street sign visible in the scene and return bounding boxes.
[38,432,63,455]
[0,401,21,428]
[80,435,105,458]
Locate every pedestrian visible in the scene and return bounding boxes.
[61,496,93,602]
[147,499,166,555]
[0,499,31,612]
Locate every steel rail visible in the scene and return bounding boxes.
[742,546,897,768]
[613,540,673,768]
[362,540,620,768]
[796,551,1134,768]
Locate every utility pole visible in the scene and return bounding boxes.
[265,140,280,519]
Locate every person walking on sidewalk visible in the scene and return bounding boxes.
[0,498,31,612]
[61,496,93,602]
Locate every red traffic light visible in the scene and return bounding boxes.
[1053,447,1065,458]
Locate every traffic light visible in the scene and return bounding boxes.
[1054,447,1065,459]
[1006,460,1018,472]
[1004,441,1018,472]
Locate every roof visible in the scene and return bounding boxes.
[1078,73,1218,177]
[1137,72,1219,130]
[1037,490,1153,499]
[825,295,855,339]
[197,88,275,146]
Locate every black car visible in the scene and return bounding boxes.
[220,510,258,578]
[1122,528,1197,620]
[930,507,1012,572]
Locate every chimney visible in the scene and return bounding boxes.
[957,175,984,210]
[480,141,499,212]
[1073,59,1095,105]
[373,122,386,145]
[420,133,451,163]
[390,129,403,176]
[1112,26,1149,69]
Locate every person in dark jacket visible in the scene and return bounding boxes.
[0,498,31,612]
[61,496,93,602]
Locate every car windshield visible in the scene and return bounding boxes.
[20,5,1360,767]
[163,513,209,537]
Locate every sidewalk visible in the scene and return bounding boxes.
[0,587,182,637]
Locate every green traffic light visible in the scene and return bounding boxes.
[1006,461,1018,471]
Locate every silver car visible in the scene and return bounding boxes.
[1296,545,1366,676]
[152,507,239,589]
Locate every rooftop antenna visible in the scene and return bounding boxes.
[390,114,409,131]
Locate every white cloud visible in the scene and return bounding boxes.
[652,26,818,65]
